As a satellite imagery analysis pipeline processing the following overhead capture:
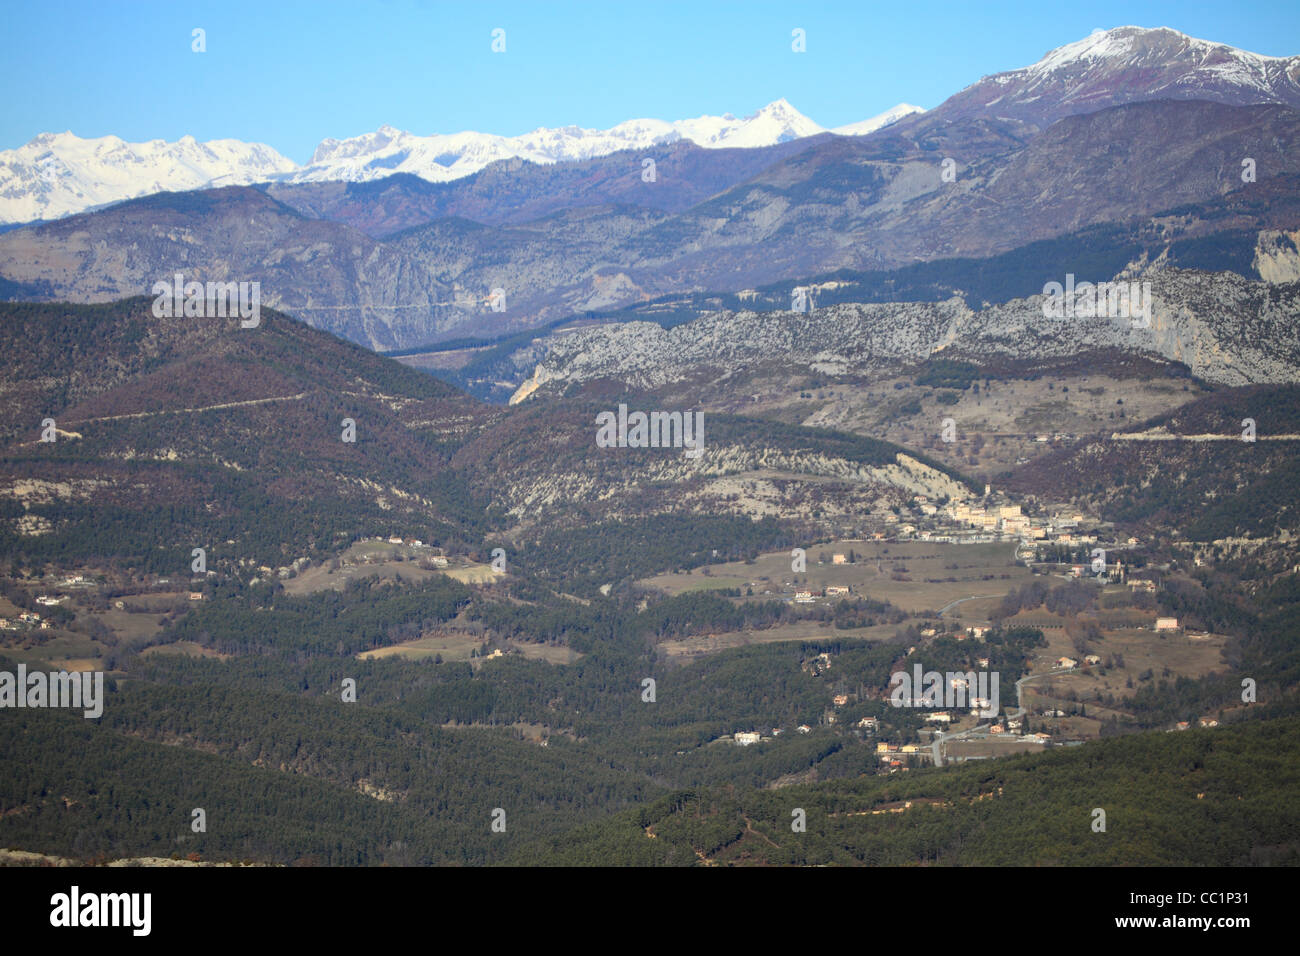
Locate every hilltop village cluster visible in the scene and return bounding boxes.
[853,489,1136,567]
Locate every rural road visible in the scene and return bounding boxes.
[936,594,1002,616]
[932,665,1076,766]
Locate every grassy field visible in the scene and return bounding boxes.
[659,620,904,661]
[643,540,1032,661]
[284,557,437,595]
[641,540,1028,615]
[94,606,172,643]
[512,642,584,665]
[442,564,498,584]
[1021,621,1227,719]
[283,540,498,595]
[355,633,580,665]
[1,579,193,671]
[637,572,751,593]
[356,632,482,662]
[0,624,101,661]
[139,640,232,661]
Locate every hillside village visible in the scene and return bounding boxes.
[680,506,1227,774]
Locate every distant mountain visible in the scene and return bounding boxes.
[0,132,296,224]
[262,135,838,238]
[830,103,928,136]
[5,100,1294,351]
[507,267,1300,403]
[913,26,1300,129]
[4,25,1297,225]
[0,186,466,350]
[292,99,855,184]
[3,101,1297,351]
[0,101,921,224]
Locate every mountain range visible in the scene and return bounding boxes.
[3,97,1296,350]
[508,266,1300,404]
[0,100,921,224]
[5,25,1299,228]
[1,27,1297,354]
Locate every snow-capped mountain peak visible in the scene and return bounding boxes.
[1032,25,1294,74]
[1022,26,1297,92]
[831,103,926,136]
[0,131,298,224]
[938,25,1300,126]
[0,100,919,223]
[292,98,920,185]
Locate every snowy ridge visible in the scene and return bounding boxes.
[0,131,298,223]
[8,25,1293,226]
[289,99,920,183]
[0,100,921,224]
[956,26,1300,111]
[830,103,926,136]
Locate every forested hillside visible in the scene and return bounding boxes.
[509,715,1300,866]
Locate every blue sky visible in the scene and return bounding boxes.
[3,0,1298,161]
